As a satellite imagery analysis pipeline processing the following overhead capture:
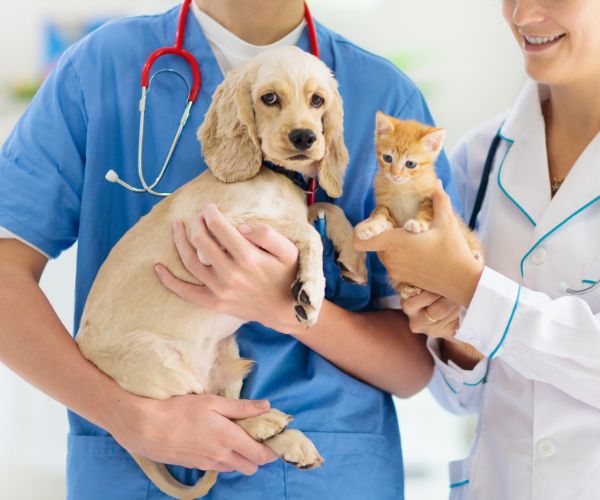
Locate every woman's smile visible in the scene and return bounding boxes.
[520,32,566,52]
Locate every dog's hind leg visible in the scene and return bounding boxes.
[212,338,295,442]
[78,329,210,400]
[308,202,368,285]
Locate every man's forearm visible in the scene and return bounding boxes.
[0,268,130,435]
[288,300,433,397]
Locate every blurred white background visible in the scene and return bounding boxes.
[0,1,525,499]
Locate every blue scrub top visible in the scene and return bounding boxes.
[0,7,459,500]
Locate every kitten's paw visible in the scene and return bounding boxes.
[403,219,430,234]
[355,218,392,240]
[399,284,422,299]
[265,429,324,470]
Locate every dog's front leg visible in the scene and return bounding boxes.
[277,222,326,327]
[309,202,368,285]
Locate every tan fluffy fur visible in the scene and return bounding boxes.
[76,47,367,499]
[356,112,483,361]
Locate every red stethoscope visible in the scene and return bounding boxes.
[106,0,321,204]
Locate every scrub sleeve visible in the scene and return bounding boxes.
[0,47,84,259]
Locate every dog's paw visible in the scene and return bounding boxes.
[291,273,324,327]
[403,219,429,234]
[399,284,422,300]
[334,248,368,286]
[236,409,293,442]
[265,429,324,470]
[355,218,392,240]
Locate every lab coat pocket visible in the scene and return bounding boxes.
[448,457,470,500]
[283,431,403,500]
[579,261,600,312]
[67,434,150,500]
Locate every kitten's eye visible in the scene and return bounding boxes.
[405,160,417,169]
[261,93,279,106]
[311,94,325,108]
[382,154,393,164]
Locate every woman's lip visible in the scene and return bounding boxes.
[522,33,566,53]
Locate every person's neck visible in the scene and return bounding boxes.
[542,76,600,181]
[194,0,305,45]
[544,78,600,142]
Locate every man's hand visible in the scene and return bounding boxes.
[155,204,301,332]
[113,393,278,475]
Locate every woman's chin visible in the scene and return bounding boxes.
[523,62,570,86]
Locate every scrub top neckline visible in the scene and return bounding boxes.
[165,5,334,110]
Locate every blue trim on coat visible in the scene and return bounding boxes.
[519,196,600,277]
[496,133,536,227]
[488,285,521,359]
[450,480,470,489]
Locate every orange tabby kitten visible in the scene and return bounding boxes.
[356,112,483,296]
[356,113,483,358]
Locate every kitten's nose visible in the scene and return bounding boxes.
[288,129,317,151]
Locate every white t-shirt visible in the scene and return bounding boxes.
[191,2,305,74]
[0,5,306,256]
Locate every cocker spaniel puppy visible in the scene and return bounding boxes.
[76,46,366,499]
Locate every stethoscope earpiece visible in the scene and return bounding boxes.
[105,170,119,183]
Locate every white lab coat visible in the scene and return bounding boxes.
[429,80,600,500]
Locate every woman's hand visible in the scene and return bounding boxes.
[154,204,301,332]
[402,291,483,369]
[401,291,460,341]
[354,181,483,308]
[112,393,278,474]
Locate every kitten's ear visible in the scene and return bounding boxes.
[422,129,446,153]
[375,111,394,137]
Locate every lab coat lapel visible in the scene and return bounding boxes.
[498,81,551,228]
[534,132,600,238]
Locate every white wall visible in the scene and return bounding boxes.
[0,1,526,499]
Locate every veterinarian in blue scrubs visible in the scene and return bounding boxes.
[0,1,459,499]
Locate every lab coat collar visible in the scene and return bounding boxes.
[499,79,600,239]
[497,80,551,227]
[535,131,600,238]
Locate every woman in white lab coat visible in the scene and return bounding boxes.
[355,0,600,499]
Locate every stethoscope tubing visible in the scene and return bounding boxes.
[107,0,320,202]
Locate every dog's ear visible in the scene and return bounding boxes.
[317,79,349,198]
[198,67,262,183]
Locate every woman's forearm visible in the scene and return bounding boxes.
[287,299,433,397]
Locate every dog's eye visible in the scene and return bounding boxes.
[405,160,417,169]
[382,154,393,164]
[311,94,325,108]
[261,93,279,106]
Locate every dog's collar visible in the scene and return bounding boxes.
[262,160,318,200]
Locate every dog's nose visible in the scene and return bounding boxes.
[288,129,317,151]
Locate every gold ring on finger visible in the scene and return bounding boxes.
[424,310,439,324]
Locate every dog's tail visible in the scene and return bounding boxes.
[132,453,218,499]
